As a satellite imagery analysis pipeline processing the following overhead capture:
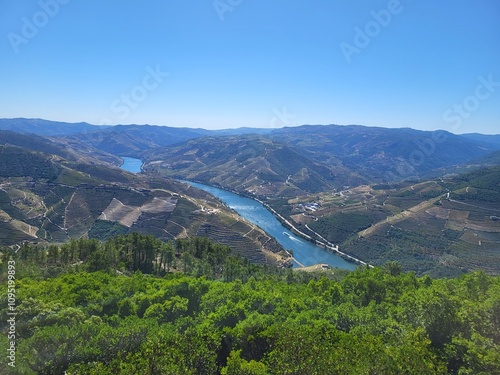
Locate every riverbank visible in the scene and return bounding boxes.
[119,162,357,269]
[259,199,372,268]
[182,180,357,270]
[184,180,367,270]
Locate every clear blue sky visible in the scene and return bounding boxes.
[1,0,499,133]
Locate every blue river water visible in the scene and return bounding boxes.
[121,157,142,173]
[184,182,356,270]
[120,157,356,270]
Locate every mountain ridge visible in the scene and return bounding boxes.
[4,118,499,183]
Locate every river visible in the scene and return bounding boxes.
[120,157,142,173]
[184,181,356,270]
[120,157,356,270]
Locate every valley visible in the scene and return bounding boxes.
[141,134,365,197]
[3,6,499,373]
[1,119,500,276]
[0,131,285,267]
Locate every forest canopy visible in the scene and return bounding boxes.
[0,234,499,374]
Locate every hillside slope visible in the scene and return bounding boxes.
[288,166,500,276]
[3,118,499,184]
[65,124,212,157]
[269,125,499,182]
[0,141,284,264]
[142,135,366,197]
[0,130,122,166]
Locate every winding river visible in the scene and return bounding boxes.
[120,157,356,270]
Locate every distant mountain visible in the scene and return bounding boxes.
[3,118,499,184]
[66,125,278,157]
[212,127,275,136]
[140,124,500,198]
[0,130,122,166]
[461,133,500,147]
[268,125,500,182]
[0,118,273,157]
[142,135,366,197]
[64,124,212,157]
[0,130,75,160]
[476,150,500,165]
[0,118,103,136]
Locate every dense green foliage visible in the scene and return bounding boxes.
[1,235,499,374]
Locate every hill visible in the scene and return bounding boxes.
[0,142,284,265]
[461,133,500,148]
[474,149,500,165]
[65,123,500,184]
[64,124,213,157]
[0,130,122,166]
[3,118,500,184]
[142,135,366,197]
[286,165,500,276]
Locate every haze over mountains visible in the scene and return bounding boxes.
[1,118,500,276]
[3,118,500,182]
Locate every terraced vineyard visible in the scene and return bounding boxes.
[196,218,283,264]
[0,135,285,266]
[283,167,500,276]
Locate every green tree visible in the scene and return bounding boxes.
[222,350,269,375]
[182,251,194,274]
[118,298,137,318]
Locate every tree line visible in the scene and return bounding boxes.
[8,233,268,282]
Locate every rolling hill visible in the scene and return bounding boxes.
[141,135,367,197]
[474,149,500,165]
[286,165,500,276]
[2,118,499,184]
[461,133,500,147]
[0,136,284,265]
[64,124,213,157]
[0,130,122,166]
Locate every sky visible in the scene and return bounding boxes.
[0,0,499,133]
